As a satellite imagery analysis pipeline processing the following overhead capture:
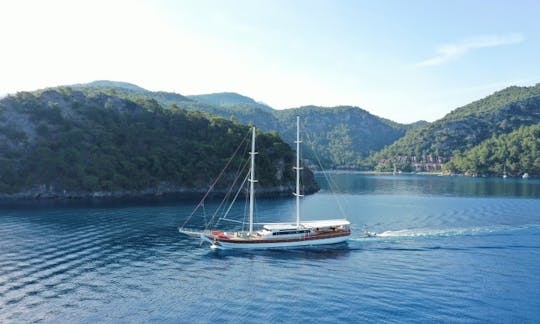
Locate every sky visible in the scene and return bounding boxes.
[1,0,539,123]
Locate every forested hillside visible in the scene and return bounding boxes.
[33,80,540,177]
[73,81,420,168]
[373,84,540,172]
[72,82,281,132]
[445,124,540,176]
[0,88,318,198]
[275,106,409,167]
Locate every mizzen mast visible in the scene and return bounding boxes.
[248,126,258,235]
[293,116,303,229]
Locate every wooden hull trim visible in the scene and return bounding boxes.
[201,231,351,250]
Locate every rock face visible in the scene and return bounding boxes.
[0,88,318,199]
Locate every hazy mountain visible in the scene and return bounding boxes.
[72,80,149,92]
[188,92,274,113]
[71,80,193,103]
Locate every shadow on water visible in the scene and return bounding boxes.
[0,193,206,211]
[201,242,352,260]
[0,192,296,212]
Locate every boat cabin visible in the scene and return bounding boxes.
[257,219,350,239]
[257,224,310,238]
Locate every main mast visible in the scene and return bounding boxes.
[294,116,303,228]
[248,126,257,235]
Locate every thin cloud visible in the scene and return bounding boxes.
[415,33,524,68]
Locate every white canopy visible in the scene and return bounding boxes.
[300,219,350,228]
[262,219,350,231]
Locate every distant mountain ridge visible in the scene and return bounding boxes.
[188,92,274,113]
[73,80,150,92]
[70,80,422,168]
[36,79,540,176]
[71,80,194,104]
[0,80,540,177]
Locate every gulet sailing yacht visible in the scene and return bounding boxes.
[191,117,351,250]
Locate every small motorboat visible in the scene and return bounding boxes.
[363,225,377,238]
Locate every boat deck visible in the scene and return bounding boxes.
[206,228,351,244]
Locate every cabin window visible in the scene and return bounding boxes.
[272,230,309,236]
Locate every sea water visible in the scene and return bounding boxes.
[1,174,539,322]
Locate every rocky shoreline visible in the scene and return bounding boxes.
[0,181,319,201]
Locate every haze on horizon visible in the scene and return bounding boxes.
[1,0,539,123]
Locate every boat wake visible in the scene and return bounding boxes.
[350,224,540,241]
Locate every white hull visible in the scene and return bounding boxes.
[201,232,350,250]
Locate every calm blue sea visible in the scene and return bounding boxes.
[1,174,539,323]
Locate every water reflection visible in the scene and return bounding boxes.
[317,173,540,198]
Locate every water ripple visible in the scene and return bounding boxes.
[1,187,540,322]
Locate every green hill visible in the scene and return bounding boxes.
[445,124,540,177]
[0,88,317,198]
[7,80,534,180]
[183,94,421,168]
[73,81,420,168]
[73,82,281,130]
[373,84,540,172]
[275,106,410,168]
